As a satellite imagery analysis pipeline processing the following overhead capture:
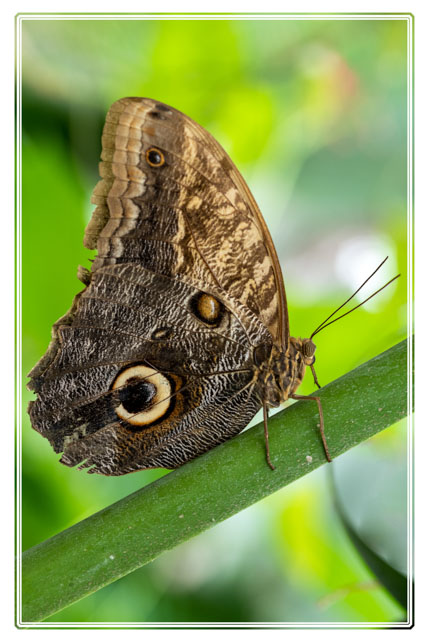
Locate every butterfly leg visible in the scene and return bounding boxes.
[290,393,332,462]
[263,403,276,470]
[310,364,321,389]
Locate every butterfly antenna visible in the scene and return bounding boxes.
[310,257,400,339]
[310,257,389,338]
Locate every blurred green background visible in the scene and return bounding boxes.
[20,17,409,624]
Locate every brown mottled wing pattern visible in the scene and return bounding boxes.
[86,97,288,343]
[28,97,287,475]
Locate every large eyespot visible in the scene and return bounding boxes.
[190,292,224,326]
[145,147,165,167]
[112,365,172,426]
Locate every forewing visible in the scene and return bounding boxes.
[86,97,288,345]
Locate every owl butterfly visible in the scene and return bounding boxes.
[28,98,397,475]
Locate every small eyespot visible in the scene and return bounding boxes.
[146,147,165,167]
[190,292,224,326]
[152,326,173,341]
[112,365,172,426]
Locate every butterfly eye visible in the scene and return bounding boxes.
[112,365,172,427]
[302,340,316,358]
[146,147,165,167]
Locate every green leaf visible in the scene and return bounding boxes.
[20,339,409,623]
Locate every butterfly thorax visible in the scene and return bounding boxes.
[255,337,316,409]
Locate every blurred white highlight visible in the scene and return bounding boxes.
[335,235,398,312]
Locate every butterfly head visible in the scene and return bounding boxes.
[299,338,317,367]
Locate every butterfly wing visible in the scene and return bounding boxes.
[86,98,288,345]
[28,98,286,474]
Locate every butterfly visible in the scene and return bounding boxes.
[27,97,338,475]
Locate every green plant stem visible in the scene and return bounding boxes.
[20,339,409,623]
